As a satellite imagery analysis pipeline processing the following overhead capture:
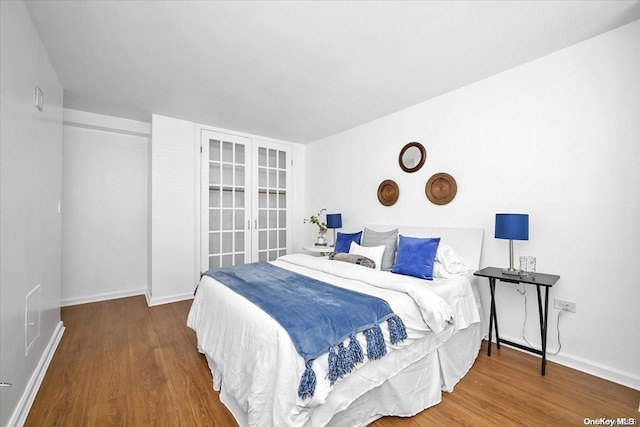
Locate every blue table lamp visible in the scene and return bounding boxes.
[326,213,342,247]
[495,213,529,275]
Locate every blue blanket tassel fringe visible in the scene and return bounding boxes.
[327,346,338,384]
[387,315,408,344]
[300,317,407,398]
[327,344,353,385]
[298,361,317,399]
[348,333,364,364]
[364,324,386,360]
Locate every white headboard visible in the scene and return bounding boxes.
[363,225,484,270]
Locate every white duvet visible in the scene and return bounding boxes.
[187,254,480,426]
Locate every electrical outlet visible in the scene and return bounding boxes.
[554,298,576,313]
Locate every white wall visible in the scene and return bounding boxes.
[290,142,307,254]
[303,20,640,388]
[61,109,150,306]
[0,1,64,424]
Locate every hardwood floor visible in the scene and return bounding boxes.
[26,296,638,426]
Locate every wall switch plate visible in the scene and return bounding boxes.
[554,298,576,313]
[25,285,41,356]
[35,87,43,111]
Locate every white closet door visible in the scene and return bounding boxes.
[201,130,252,271]
[253,140,291,262]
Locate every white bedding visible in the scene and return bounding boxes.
[187,253,481,426]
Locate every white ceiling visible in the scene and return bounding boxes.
[25,0,640,143]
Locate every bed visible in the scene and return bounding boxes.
[187,225,485,426]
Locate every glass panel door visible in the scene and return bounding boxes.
[201,130,251,272]
[253,141,290,262]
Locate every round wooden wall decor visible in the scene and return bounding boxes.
[377,179,399,206]
[398,142,426,173]
[425,173,457,205]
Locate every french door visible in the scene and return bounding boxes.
[200,130,290,272]
[254,144,289,262]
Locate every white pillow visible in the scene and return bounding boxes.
[349,242,385,271]
[433,244,473,278]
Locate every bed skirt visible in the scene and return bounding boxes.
[214,322,482,427]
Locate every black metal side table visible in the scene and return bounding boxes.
[474,267,560,375]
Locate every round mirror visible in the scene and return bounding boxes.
[398,142,426,173]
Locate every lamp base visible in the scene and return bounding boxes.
[503,240,520,276]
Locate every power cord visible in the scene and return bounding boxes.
[518,285,562,355]
[549,311,563,355]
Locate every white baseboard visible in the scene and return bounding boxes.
[145,290,194,307]
[62,287,193,308]
[8,321,65,427]
[548,350,640,391]
[486,336,640,391]
[61,288,147,307]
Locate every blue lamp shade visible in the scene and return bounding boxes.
[326,213,342,229]
[495,214,529,241]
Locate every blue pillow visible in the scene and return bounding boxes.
[334,231,362,253]
[392,235,441,280]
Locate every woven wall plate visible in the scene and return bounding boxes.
[425,172,457,205]
[377,179,399,206]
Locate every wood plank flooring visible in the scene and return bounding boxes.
[26,296,639,426]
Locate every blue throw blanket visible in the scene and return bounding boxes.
[204,262,407,399]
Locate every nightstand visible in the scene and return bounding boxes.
[474,267,560,375]
[303,246,334,256]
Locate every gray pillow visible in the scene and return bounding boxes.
[362,228,398,271]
